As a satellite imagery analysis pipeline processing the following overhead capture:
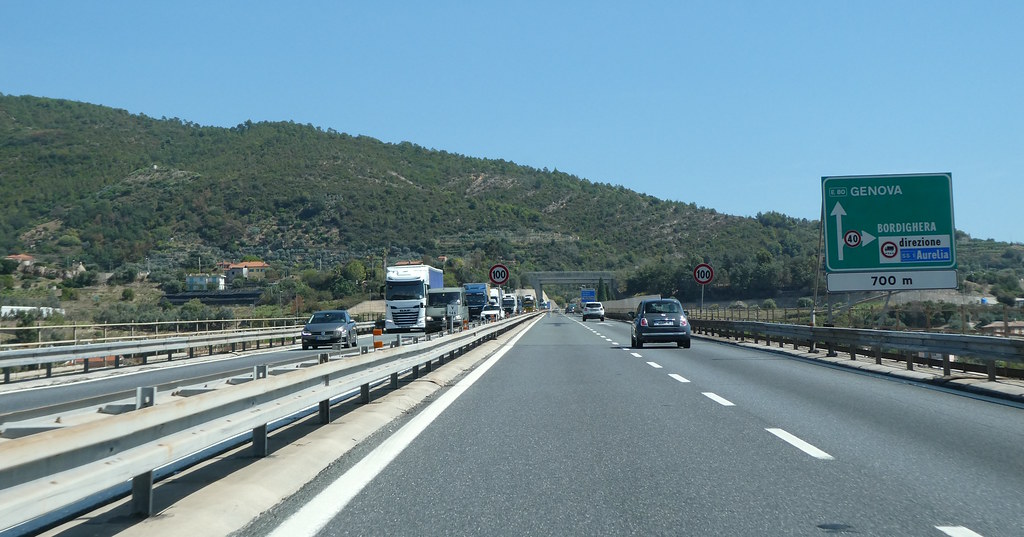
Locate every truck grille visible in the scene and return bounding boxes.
[392,310,420,326]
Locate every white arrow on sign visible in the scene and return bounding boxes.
[831,202,846,261]
[860,230,876,247]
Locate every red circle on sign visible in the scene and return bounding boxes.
[844,230,861,248]
[489,264,510,285]
[693,263,714,285]
[881,241,898,259]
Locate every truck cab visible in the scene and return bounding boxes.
[426,287,468,332]
[385,265,444,332]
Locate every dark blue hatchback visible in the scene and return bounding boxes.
[630,298,691,349]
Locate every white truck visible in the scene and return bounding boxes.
[384,265,444,332]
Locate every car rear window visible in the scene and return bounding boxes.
[644,301,680,313]
[586,302,602,308]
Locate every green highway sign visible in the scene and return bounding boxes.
[822,173,957,292]
[822,173,956,274]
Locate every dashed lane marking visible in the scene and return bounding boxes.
[702,392,735,406]
[935,527,984,537]
[765,428,834,460]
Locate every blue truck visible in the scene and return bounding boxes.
[463,282,491,320]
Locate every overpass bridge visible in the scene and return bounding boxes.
[522,271,618,304]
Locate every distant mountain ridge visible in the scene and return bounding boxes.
[1,94,1020,300]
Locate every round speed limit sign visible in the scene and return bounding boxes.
[693,263,714,285]
[489,263,510,286]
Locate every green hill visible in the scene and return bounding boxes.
[1,94,1021,305]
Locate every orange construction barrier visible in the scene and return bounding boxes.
[372,328,384,349]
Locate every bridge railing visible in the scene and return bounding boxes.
[0,313,538,532]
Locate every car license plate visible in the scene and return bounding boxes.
[653,320,672,326]
[317,335,330,340]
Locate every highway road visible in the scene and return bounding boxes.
[0,332,411,425]
[248,313,1024,537]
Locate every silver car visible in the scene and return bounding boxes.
[301,310,357,350]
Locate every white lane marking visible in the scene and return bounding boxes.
[668,373,690,383]
[936,527,984,537]
[268,317,542,537]
[646,361,662,369]
[765,428,834,460]
[630,352,643,358]
[609,342,618,346]
[702,392,735,406]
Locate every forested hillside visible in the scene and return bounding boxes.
[1,94,1021,305]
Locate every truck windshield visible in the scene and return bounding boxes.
[428,292,462,306]
[465,294,488,306]
[386,281,425,301]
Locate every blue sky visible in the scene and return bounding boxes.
[3,1,1023,243]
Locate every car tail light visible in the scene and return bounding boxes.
[680,318,689,327]
[640,318,648,327]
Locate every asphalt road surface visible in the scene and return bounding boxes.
[252,313,1024,536]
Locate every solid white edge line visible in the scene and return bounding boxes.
[668,373,690,383]
[646,361,662,369]
[765,428,834,460]
[935,526,984,537]
[702,392,735,406]
[267,318,542,537]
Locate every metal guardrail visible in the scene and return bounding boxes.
[0,326,303,383]
[691,319,1024,380]
[0,316,309,350]
[0,313,537,532]
[0,322,381,383]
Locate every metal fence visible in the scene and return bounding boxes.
[683,302,1024,338]
[690,319,1024,381]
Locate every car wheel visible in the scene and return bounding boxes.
[683,340,691,349]
[600,316,605,322]
[636,337,644,349]
[302,342,309,350]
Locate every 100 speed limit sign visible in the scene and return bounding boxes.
[489,264,510,286]
[693,263,714,285]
